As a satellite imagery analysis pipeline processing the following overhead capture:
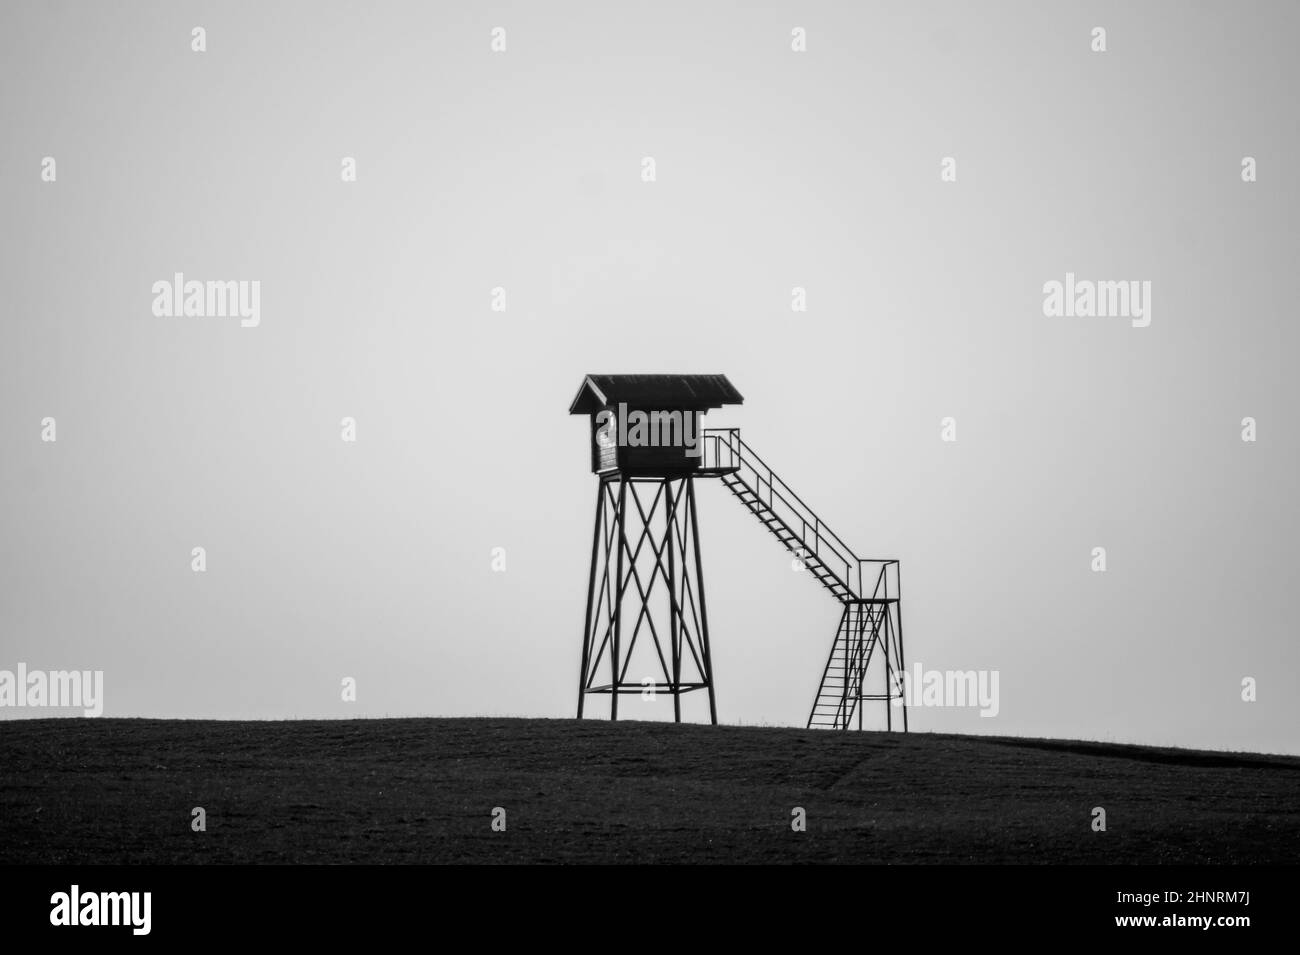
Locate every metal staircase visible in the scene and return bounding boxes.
[700,428,906,731]
[809,602,893,729]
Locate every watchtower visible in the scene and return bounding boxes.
[570,374,743,724]
[570,374,907,731]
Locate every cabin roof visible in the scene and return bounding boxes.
[568,374,744,414]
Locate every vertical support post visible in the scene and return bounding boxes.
[666,479,681,723]
[852,605,863,732]
[896,580,908,734]
[840,611,849,730]
[687,477,718,726]
[577,480,604,718]
[610,477,628,721]
[883,606,892,732]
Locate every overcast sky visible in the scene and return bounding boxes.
[2,1,1296,755]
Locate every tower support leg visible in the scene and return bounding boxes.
[577,475,717,725]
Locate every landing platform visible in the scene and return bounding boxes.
[596,467,741,479]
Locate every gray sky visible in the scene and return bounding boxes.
[2,1,1296,755]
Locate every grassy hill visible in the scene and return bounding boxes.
[1,717,1296,864]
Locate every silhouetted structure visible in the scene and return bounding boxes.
[571,374,906,730]
[570,374,740,723]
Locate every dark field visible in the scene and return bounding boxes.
[1,718,1297,864]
